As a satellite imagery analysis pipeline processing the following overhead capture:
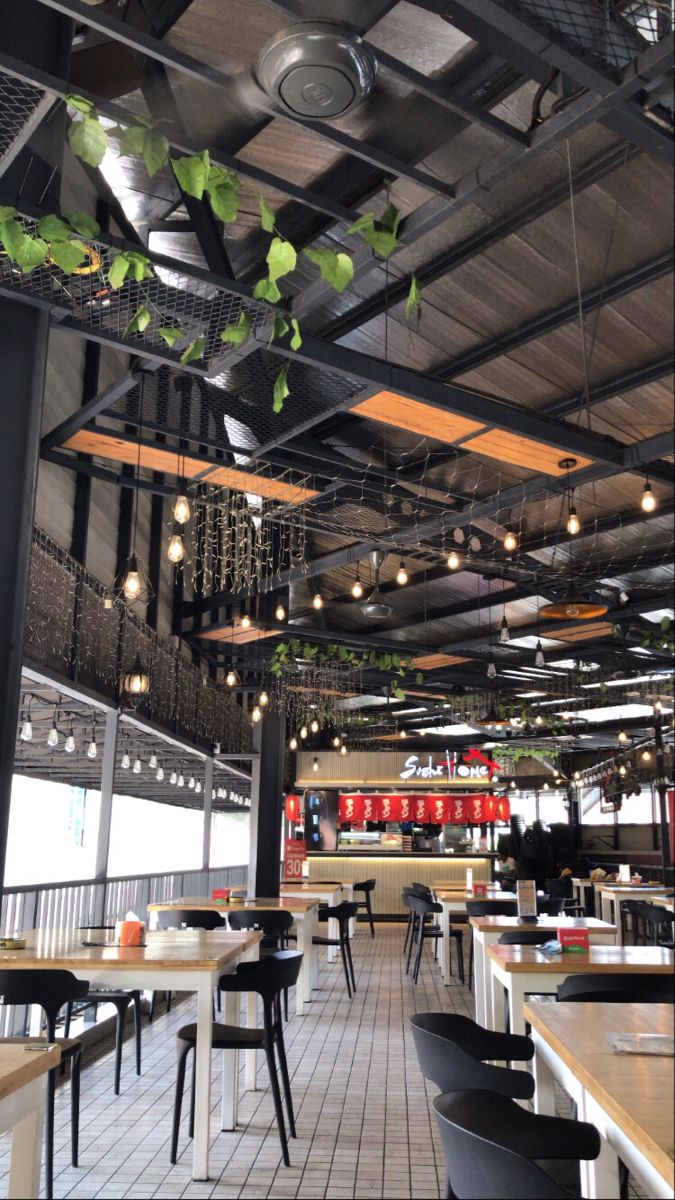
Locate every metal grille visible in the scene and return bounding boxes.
[512,0,672,71]
[0,71,47,168]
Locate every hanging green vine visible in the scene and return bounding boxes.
[269,638,424,697]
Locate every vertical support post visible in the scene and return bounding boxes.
[248,710,285,898]
[202,757,213,874]
[655,713,672,874]
[94,710,119,921]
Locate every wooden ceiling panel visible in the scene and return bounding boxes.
[198,624,280,644]
[545,621,614,642]
[62,429,318,504]
[456,428,594,475]
[351,391,485,443]
[412,652,471,669]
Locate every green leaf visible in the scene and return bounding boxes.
[143,130,170,178]
[14,235,48,272]
[37,214,72,242]
[392,686,405,700]
[268,314,289,346]
[49,239,88,273]
[303,247,354,293]
[266,236,296,282]
[259,194,276,233]
[63,211,100,239]
[0,217,26,260]
[68,116,109,167]
[172,150,210,199]
[220,311,252,348]
[380,201,402,236]
[289,317,302,351]
[415,672,424,685]
[66,94,94,114]
[0,206,16,222]
[362,226,399,258]
[118,125,148,158]
[404,275,423,321]
[157,326,184,348]
[180,335,205,365]
[208,178,240,223]
[252,277,282,303]
[347,204,401,258]
[660,615,671,632]
[124,250,153,282]
[346,213,375,237]
[122,304,151,339]
[107,253,130,290]
[273,363,290,413]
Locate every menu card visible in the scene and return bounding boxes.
[517,879,537,918]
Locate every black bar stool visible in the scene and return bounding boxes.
[312,901,358,997]
[353,879,376,937]
[0,969,89,1200]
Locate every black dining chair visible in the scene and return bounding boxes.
[407,894,443,984]
[619,899,645,945]
[170,951,302,1167]
[312,901,358,998]
[638,902,674,947]
[227,909,295,1018]
[0,969,89,1200]
[498,930,552,946]
[433,1089,600,1199]
[557,972,675,1004]
[150,909,227,1020]
[465,900,518,990]
[410,1012,534,1099]
[353,879,376,937]
[537,898,565,916]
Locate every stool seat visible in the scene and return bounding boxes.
[353,879,376,937]
[177,1022,265,1049]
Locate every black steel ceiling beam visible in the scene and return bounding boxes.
[547,355,675,418]
[41,368,153,451]
[517,498,675,559]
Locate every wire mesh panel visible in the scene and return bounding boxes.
[0,70,48,168]
[512,0,672,71]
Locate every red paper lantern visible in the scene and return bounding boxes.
[285,794,300,823]
[496,796,511,822]
[482,795,497,822]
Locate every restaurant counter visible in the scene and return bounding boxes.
[306,853,494,916]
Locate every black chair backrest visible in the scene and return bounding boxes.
[220,950,303,1002]
[638,902,674,934]
[544,878,573,899]
[537,898,564,916]
[0,969,90,1034]
[498,930,551,946]
[466,900,517,918]
[321,901,359,928]
[354,879,376,892]
[407,894,441,918]
[410,1013,533,1101]
[558,972,674,1003]
[227,909,294,936]
[433,1089,599,1200]
[156,908,225,930]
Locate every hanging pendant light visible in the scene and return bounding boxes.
[332,735,341,748]
[447,549,461,571]
[503,525,518,553]
[225,667,240,688]
[251,705,262,723]
[121,555,143,602]
[289,735,298,751]
[240,613,252,629]
[566,505,581,536]
[539,586,608,620]
[148,752,157,770]
[170,769,178,784]
[132,757,142,774]
[47,716,59,748]
[167,533,185,564]
[172,492,191,526]
[87,732,98,760]
[499,614,510,644]
[121,748,131,769]
[177,772,185,787]
[396,559,408,586]
[156,765,164,782]
[188,775,195,789]
[312,756,320,773]
[534,640,546,668]
[310,718,319,733]
[312,592,323,610]
[275,603,286,621]
[258,690,269,707]
[486,659,497,679]
[19,715,33,742]
[299,725,308,740]
[195,780,202,794]
[340,742,347,756]
[641,480,656,512]
[122,654,151,699]
[351,568,364,599]
[115,377,154,607]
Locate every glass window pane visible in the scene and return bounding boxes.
[107,793,203,876]
[210,811,250,868]
[5,775,101,886]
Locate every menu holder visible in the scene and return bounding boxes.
[517,879,537,922]
[558,927,589,952]
[473,882,488,897]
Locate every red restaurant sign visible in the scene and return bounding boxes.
[337,793,509,824]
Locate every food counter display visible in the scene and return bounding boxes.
[306,853,494,916]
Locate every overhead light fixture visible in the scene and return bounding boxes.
[476,705,509,728]
[149,752,157,770]
[351,568,364,599]
[251,705,262,723]
[566,506,581,536]
[641,481,656,513]
[641,749,652,763]
[167,533,185,564]
[300,725,308,739]
[396,559,408,586]
[310,718,319,734]
[225,667,240,688]
[447,550,461,570]
[170,769,178,784]
[539,586,608,621]
[312,592,323,610]
[121,749,131,769]
[289,736,298,751]
[122,555,142,602]
[132,757,142,774]
[275,603,286,622]
[361,549,392,618]
[156,765,164,782]
[332,735,341,748]
[177,772,185,787]
[259,690,269,707]
[340,742,347,755]
[122,654,151,699]
[617,730,629,744]
[499,615,510,645]
[503,526,518,553]
[172,492,191,525]
[312,756,320,773]
[188,775,195,789]
[240,614,251,629]
[534,640,546,668]
[87,735,97,760]
[486,660,497,679]
[47,722,59,749]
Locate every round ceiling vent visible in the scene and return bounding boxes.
[258,22,377,119]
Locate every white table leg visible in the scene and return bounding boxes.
[8,1078,45,1200]
[308,908,319,991]
[507,976,528,1038]
[295,912,311,1015]
[490,966,505,1033]
[579,1093,621,1200]
[531,1042,556,1116]
[193,979,214,1179]
[473,932,486,1023]
[221,989,240,1131]
[441,901,451,981]
[242,941,260,1092]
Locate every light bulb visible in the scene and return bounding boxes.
[641,749,652,763]
[310,718,319,733]
[121,750,130,769]
[312,757,319,773]
[195,780,201,793]
[167,533,185,564]
[251,705,262,723]
[47,725,59,748]
[619,764,627,777]
[188,775,195,789]
[156,766,164,781]
[275,604,286,622]
[225,668,239,688]
[574,771,580,781]
[65,733,75,754]
[535,714,543,726]
[654,699,663,713]
[259,690,269,707]
[487,660,497,679]
[499,616,509,644]
[103,595,114,611]
[535,640,545,668]
[241,614,251,629]
[543,781,549,790]
[312,593,323,610]
[641,482,656,513]
[170,770,177,784]
[340,743,347,755]
[122,568,141,601]
[351,574,364,599]
[566,507,581,536]
[510,780,517,789]
[618,730,629,744]
[289,736,298,751]
[87,739,97,760]
[177,773,185,787]
[300,725,308,740]
[172,493,191,525]
[399,729,407,739]
[332,736,341,748]
[396,560,408,586]
[503,527,518,552]
[20,718,32,742]
[149,753,157,770]
[132,758,142,774]
[447,550,460,570]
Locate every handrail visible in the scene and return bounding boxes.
[1,865,245,896]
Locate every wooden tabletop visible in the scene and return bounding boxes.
[149,897,319,913]
[471,915,616,933]
[438,891,517,903]
[432,881,502,891]
[487,944,674,974]
[0,1041,61,1104]
[1,929,262,972]
[280,881,342,891]
[524,1002,674,1190]
[598,884,669,894]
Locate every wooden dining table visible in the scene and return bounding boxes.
[434,888,517,983]
[525,1001,674,1199]
[0,1040,61,1198]
[470,915,618,1026]
[597,884,669,939]
[0,928,261,1182]
[148,895,319,1016]
[487,943,674,1037]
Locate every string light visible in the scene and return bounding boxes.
[619,764,627,777]
[149,753,157,770]
[195,780,202,794]
[121,749,131,769]
[486,660,497,679]
[503,526,518,553]
[259,690,269,707]
[535,640,545,668]
[499,615,510,645]
[251,705,262,723]
[225,667,239,688]
[447,550,461,570]
[156,766,164,782]
[172,493,191,525]
[566,505,581,536]
[177,772,185,787]
[133,758,142,774]
[19,716,33,742]
[312,756,320,773]
[289,736,298,751]
[617,730,629,744]
[332,736,341,748]
[535,714,544,726]
[641,749,652,763]
[188,775,195,789]
[275,603,286,622]
[240,614,251,629]
[396,560,408,586]
[312,592,323,610]
[87,735,97,760]
[167,534,185,564]
[300,725,308,740]
[170,770,177,784]
[654,699,663,713]
[310,718,319,734]
[641,481,656,513]
[122,558,142,601]
[399,729,407,739]
[47,722,59,749]
[340,743,347,755]
[65,730,75,754]
[351,570,364,599]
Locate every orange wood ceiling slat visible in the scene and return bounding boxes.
[197,625,280,644]
[351,391,485,442]
[455,428,594,474]
[412,653,471,669]
[548,621,615,642]
[62,429,319,504]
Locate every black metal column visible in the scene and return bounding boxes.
[248,710,286,897]
[0,1,72,890]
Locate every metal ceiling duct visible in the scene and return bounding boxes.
[257,22,377,119]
